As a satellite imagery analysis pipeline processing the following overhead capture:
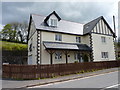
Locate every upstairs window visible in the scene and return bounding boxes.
[101,36,106,43]
[76,37,81,43]
[55,34,62,41]
[101,52,108,58]
[51,19,57,27]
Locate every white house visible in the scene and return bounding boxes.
[27,11,116,65]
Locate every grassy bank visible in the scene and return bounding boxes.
[1,41,27,51]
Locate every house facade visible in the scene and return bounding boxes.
[28,11,116,65]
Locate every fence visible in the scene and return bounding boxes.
[2,60,120,79]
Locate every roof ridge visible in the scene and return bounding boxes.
[31,13,84,25]
[31,13,46,17]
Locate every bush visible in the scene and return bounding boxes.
[74,61,78,63]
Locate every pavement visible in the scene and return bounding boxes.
[2,68,119,89]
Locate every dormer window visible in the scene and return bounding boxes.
[44,11,61,27]
[51,19,57,27]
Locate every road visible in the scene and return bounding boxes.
[30,71,119,89]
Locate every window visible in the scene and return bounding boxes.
[29,43,32,51]
[74,53,80,60]
[55,52,62,60]
[76,37,81,43]
[101,52,108,58]
[101,36,106,43]
[29,38,33,52]
[51,19,57,26]
[55,34,62,41]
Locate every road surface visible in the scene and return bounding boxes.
[30,71,119,89]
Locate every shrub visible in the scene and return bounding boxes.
[74,61,78,63]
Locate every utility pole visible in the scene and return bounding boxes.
[113,15,118,60]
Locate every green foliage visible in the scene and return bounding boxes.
[1,22,28,43]
[1,24,17,41]
[80,70,84,73]
[1,41,27,51]
[74,61,78,63]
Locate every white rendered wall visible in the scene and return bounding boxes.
[28,20,37,65]
[91,33,115,61]
[40,31,90,64]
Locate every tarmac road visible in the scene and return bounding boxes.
[31,71,119,89]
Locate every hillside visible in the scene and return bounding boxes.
[1,41,27,51]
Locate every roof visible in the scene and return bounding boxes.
[83,16,115,36]
[28,11,115,39]
[83,16,102,34]
[32,13,84,35]
[43,41,92,51]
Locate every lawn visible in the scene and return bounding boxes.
[1,41,27,51]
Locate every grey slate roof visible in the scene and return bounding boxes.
[83,16,102,34]
[32,13,84,35]
[43,41,92,51]
[83,16,115,35]
[28,11,115,38]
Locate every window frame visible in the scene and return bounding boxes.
[55,52,62,60]
[55,34,62,41]
[101,36,106,43]
[74,53,80,60]
[101,52,108,58]
[76,37,81,43]
[51,19,57,27]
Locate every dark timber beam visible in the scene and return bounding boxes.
[50,53,53,65]
[63,50,69,64]
[46,49,55,65]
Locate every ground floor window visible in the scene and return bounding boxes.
[101,52,108,58]
[74,53,79,60]
[74,53,83,62]
[55,52,62,60]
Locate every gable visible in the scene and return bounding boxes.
[92,19,114,36]
[47,14,59,26]
[44,11,61,26]
[28,17,36,40]
[83,16,102,35]
[83,16,115,37]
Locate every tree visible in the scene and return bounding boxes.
[1,22,28,43]
[17,22,28,43]
[10,22,28,43]
[1,24,16,41]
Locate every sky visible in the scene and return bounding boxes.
[0,0,119,36]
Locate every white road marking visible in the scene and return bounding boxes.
[29,71,118,88]
[101,84,120,90]
[105,84,120,88]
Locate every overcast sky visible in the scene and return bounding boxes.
[0,0,119,36]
